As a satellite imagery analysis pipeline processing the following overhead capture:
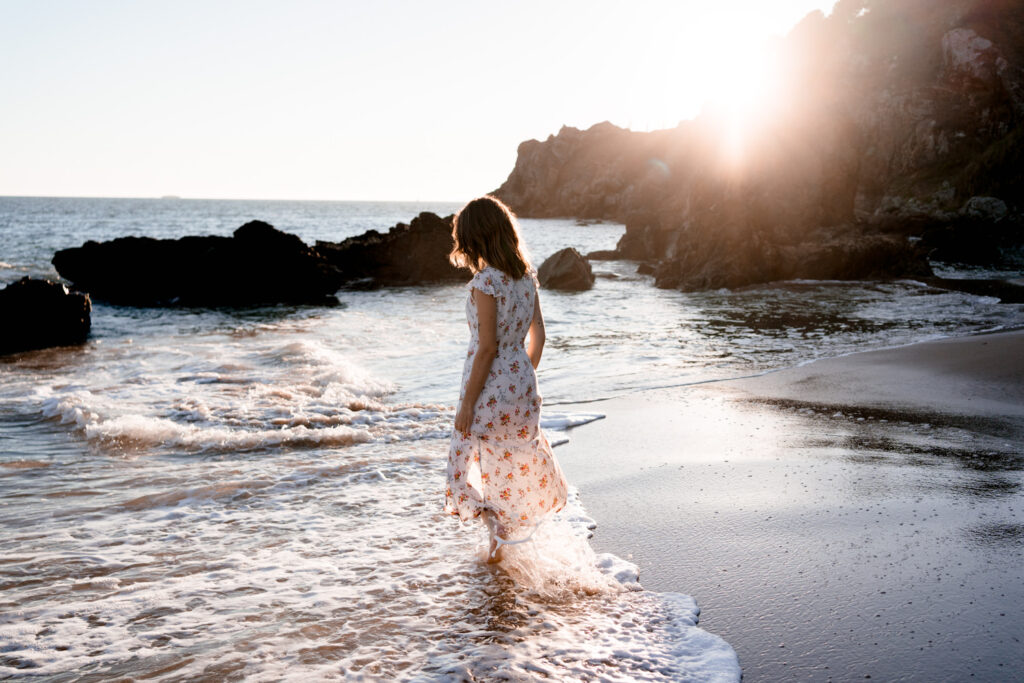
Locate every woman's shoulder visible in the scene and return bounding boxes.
[467,267,501,295]
[523,265,539,288]
[467,265,535,293]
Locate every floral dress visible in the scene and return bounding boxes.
[445,266,568,539]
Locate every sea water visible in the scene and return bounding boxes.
[1,197,1022,680]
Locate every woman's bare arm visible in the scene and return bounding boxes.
[454,289,498,434]
[527,289,545,370]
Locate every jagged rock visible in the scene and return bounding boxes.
[0,278,91,354]
[316,212,468,287]
[653,230,933,291]
[919,216,1023,265]
[537,248,594,291]
[615,223,676,261]
[961,196,1009,221]
[585,249,619,260]
[942,27,1001,86]
[494,122,683,225]
[492,0,1024,291]
[52,221,342,306]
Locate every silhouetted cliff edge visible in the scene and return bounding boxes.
[495,0,1024,290]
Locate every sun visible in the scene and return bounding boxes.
[701,40,784,165]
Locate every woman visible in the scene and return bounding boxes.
[445,195,569,562]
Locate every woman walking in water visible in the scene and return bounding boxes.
[445,196,569,562]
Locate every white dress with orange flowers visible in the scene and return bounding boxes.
[445,265,569,539]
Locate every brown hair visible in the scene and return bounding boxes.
[449,195,530,279]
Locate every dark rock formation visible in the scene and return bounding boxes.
[653,229,933,290]
[915,197,1023,265]
[537,248,595,291]
[922,276,1024,303]
[52,221,342,306]
[0,278,91,354]
[494,0,1024,290]
[614,223,676,262]
[495,122,672,221]
[316,212,468,288]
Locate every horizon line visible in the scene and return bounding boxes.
[0,193,468,204]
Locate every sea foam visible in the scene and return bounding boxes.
[0,440,739,681]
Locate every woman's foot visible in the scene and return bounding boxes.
[486,536,504,563]
[483,511,505,563]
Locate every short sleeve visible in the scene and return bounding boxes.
[466,268,498,297]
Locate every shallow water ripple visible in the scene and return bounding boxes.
[0,443,738,681]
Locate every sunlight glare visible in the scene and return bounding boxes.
[702,38,783,166]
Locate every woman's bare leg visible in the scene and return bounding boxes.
[482,510,504,563]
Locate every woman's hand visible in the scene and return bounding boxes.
[454,404,475,435]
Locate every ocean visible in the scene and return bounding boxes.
[1,197,1022,680]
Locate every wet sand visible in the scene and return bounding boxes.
[556,330,1024,681]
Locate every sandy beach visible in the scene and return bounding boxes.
[557,330,1024,681]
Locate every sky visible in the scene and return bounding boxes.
[0,0,835,201]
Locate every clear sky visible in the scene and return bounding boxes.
[0,0,835,201]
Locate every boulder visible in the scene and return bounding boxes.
[316,212,468,287]
[0,278,91,354]
[537,248,595,291]
[961,196,1009,221]
[52,221,342,307]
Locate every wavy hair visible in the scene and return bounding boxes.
[449,195,530,279]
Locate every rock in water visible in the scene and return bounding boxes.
[961,196,1009,222]
[315,212,468,287]
[652,229,933,291]
[537,248,595,291]
[0,277,91,354]
[52,221,342,306]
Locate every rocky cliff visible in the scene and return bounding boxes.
[495,0,1024,290]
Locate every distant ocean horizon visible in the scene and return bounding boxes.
[1,196,1022,679]
[0,194,473,207]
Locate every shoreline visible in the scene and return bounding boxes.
[557,330,1024,681]
[546,324,1024,411]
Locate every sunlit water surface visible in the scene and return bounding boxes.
[1,197,1022,680]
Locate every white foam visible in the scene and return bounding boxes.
[418,590,741,682]
[541,411,606,430]
[39,391,447,453]
[498,517,627,598]
[595,552,641,588]
[87,414,373,452]
[32,338,453,453]
[0,446,739,681]
[35,382,608,455]
[494,487,633,597]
